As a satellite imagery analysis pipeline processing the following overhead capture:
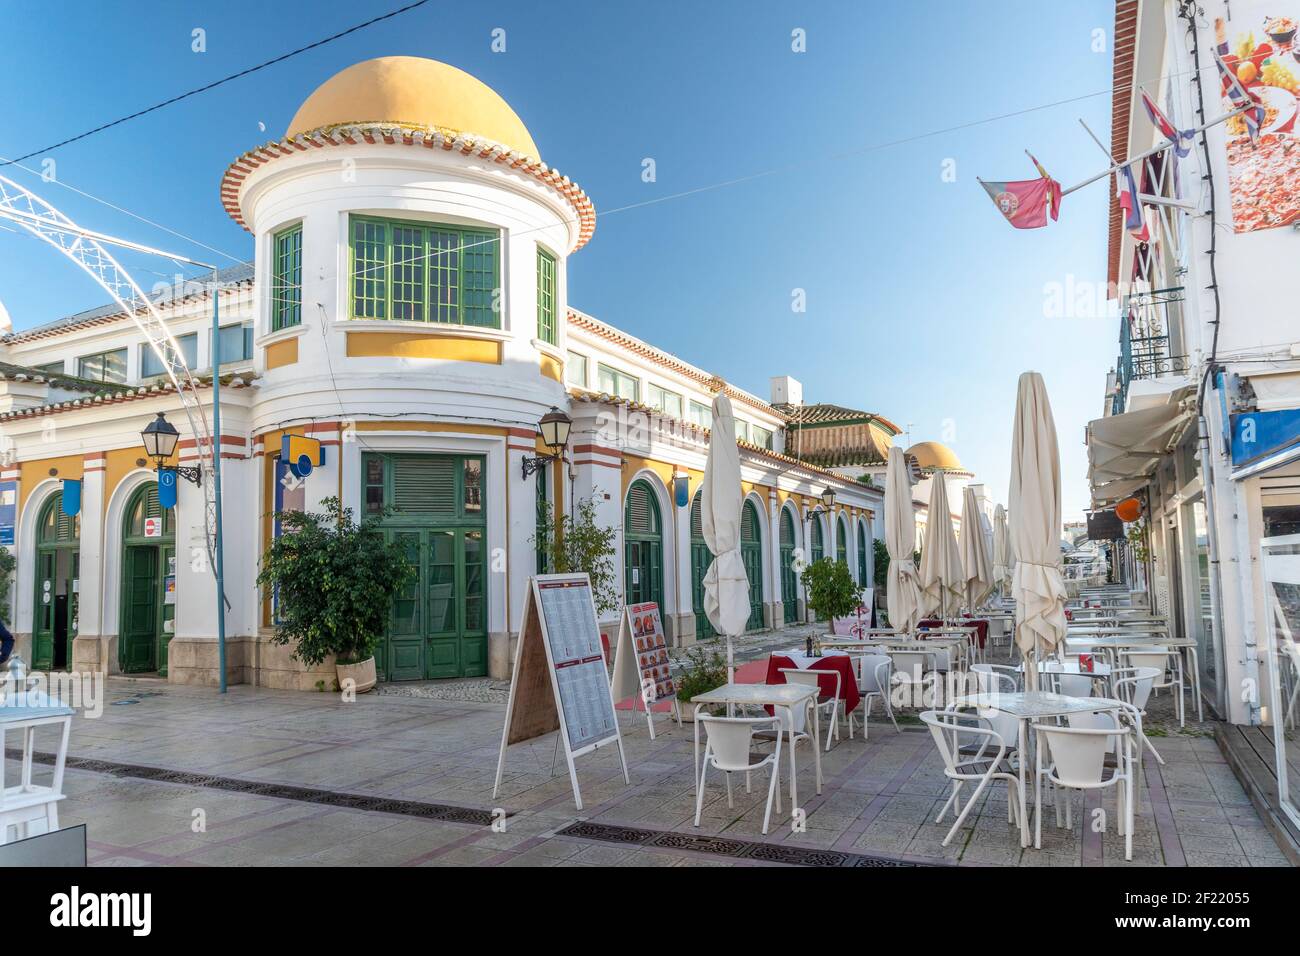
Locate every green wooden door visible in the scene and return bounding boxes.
[121,546,158,673]
[741,500,764,631]
[32,493,79,671]
[624,480,663,609]
[837,517,848,565]
[780,509,798,624]
[810,518,824,563]
[857,524,869,588]
[367,453,488,680]
[689,494,717,641]
[118,485,174,675]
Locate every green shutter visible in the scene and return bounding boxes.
[626,481,658,535]
[537,247,557,345]
[273,225,302,330]
[391,455,456,517]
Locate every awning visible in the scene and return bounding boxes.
[1090,475,1149,508]
[1086,394,1193,492]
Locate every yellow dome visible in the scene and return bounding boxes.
[286,56,541,159]
[905,441,964,472]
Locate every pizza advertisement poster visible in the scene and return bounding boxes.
[626,601,675,702]
[1218,2,1300,231]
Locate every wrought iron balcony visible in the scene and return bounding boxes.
[1111,286,1189,415]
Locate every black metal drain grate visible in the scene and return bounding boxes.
[5,748,499,826]
[555,821,925,867]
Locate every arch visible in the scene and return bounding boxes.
[624,475,667,614]
[779,502,799,624]
[118,482,177,675]
[30,489,80,670]
[15,478,62,639]
[101,469,160,663]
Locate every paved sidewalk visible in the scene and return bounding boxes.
[5,667,1291,867]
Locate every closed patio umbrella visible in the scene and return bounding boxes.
[701,392,750,680]
[960,485,995,612]
[884,446,922,633]
[992,504,1011,596]
[920,471,963,620]
[1009,371,1067,689]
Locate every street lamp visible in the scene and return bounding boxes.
[141,412,201,485]
[521,406,572,479]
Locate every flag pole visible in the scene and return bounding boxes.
[1059,104,1250,197]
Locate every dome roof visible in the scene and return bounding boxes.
[905,441,964,472]
[286,56,541,159]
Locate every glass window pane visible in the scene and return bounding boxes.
[351,219,387,319]
[463,459,482,514]
[219,324,253,364]
[566,352,587,387]
[536,248,556,344]
[460,232,498,327]
[273,225,302,330]
[428,532,455,632]
[391,225,425,322]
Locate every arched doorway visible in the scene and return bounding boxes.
[836,515,849,564]
[810,516,825,563]
[741,500,763,630]
[857,522,869,588]
[779,508,798,624]
[32,492,79,670]
[119,484,175,675]
[689,493,716,641]
[624,479,663,610]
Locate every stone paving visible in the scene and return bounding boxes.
[4,653,1292,867]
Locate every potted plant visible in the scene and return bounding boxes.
[674,646,728,720]
[531,493,620,615]
[800,558,862,637]
[257,497,414,693]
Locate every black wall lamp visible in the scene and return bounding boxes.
[521,406,572,479]
[141,411,201,485]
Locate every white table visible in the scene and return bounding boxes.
[951,692,1123,847]
[691,682,822,818]
[0,690,74,845]
[1066,634,1201,721]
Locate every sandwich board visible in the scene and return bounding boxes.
[610,601,682,738]
[492,573,628,810]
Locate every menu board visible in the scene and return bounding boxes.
[493,574,628,810]
[536,579,618,751]
[610,601,682,739]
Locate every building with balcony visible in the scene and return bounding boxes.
[1088,0,1300,841]
[0,56,894,689]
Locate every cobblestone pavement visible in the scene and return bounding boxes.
[5,668,1291,867]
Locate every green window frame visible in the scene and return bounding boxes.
[272,224,302,331]
[77,348,127,384]
[536,247,557,345]
[597,364,639,402]
[348,215,500,328]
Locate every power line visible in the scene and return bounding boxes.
[1,0,431,167]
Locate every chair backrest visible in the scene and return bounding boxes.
[1123,648,1171,677]
[971,665,1016,695]
[891,651,931,683]
[1114,666,1161,710]
[1065,707,1121,754]
[780,668,836,707]
[1040,663,1097,699]
[857,653,892,694]
[921,710,1004,779]
[700,716,774,771]
[1035,724,1123,787]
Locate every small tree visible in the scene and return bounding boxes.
[872,538,889,592]
[532,494,620,616]
[257,497,415,666]
[800,558,861,625]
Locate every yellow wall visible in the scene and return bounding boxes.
[345,332,501,364]
[265,338,298,369]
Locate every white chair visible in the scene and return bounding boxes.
[1032,722,1135,861]
[1040,661,1103,699]
[780,667,844,751]
[972,663,1021,692]
[1120,645,1185,726]
[921,710,1024,846]
[890,650,936,708]
[694,716,783,835]
[1,718,71,846]
[852,653,899,737]
[1112,667,1166,767]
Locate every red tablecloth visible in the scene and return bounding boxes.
[918,618,988,648]
[766,653,860,716]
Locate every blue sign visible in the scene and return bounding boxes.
[0,479,15,546]
[157,467,178,510]
[60,479,81,518]
[673,475,690,508]
[1231,408,1300,467]
[281,434,324,480]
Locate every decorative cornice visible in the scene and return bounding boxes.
[219,123,595,252]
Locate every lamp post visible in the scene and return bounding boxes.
[141,412,201,485]
[521,406,573,479]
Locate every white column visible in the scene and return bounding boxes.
[767,491,782,629]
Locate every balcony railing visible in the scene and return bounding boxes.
[1111,286,1189,415]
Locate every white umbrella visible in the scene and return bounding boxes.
[1009,371,1067,688]
[992,504,1011,596]
[884,446,922,633]
[920,472,963,620]
[701,392,750,680]
[960,485,995,612]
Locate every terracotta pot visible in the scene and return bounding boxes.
[336,656,377,694]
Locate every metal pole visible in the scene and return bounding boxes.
[211,270,227,693]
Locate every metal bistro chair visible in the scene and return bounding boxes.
[1119,646,1185,727]
[921,710,1024,846]
[1033,721,1135,861]
[780,667,845,751]
[694,716,784,835]
[851,652,899,737]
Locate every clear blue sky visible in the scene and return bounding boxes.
[0,0,1120,519]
